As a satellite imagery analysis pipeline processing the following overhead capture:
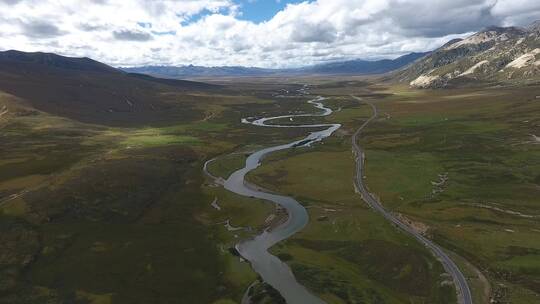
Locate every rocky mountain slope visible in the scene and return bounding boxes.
[394,21,540,88]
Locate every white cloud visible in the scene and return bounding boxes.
[0,0,539,67]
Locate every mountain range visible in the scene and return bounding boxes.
[2,19,540,102]
[124,20,540,88]
[121,52,430,78]
[395,20,540,88]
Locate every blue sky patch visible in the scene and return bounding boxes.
[236,0,305,23]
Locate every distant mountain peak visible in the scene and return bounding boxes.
[445,26,526,51]
[122,52,429,78]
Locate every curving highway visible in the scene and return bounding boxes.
[350,96,473,304]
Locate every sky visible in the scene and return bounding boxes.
[1,0,540,68]
[237,0,304,23]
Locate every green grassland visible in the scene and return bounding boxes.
[358,84,540,303]
[241,81,540,304]
[2,74,539,304]
[0,84,316,304]
[245,97,456,304]
[206,153,249,180]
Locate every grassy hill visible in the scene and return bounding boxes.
[0,52,281,304]
[0,50,219,126]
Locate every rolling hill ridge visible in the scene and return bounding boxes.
[0,50,219,126]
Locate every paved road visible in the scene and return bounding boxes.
[350,96,473,304]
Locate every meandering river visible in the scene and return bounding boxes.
[206,93,472,304]
[205,93,472,304]
[223,96,340,304]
